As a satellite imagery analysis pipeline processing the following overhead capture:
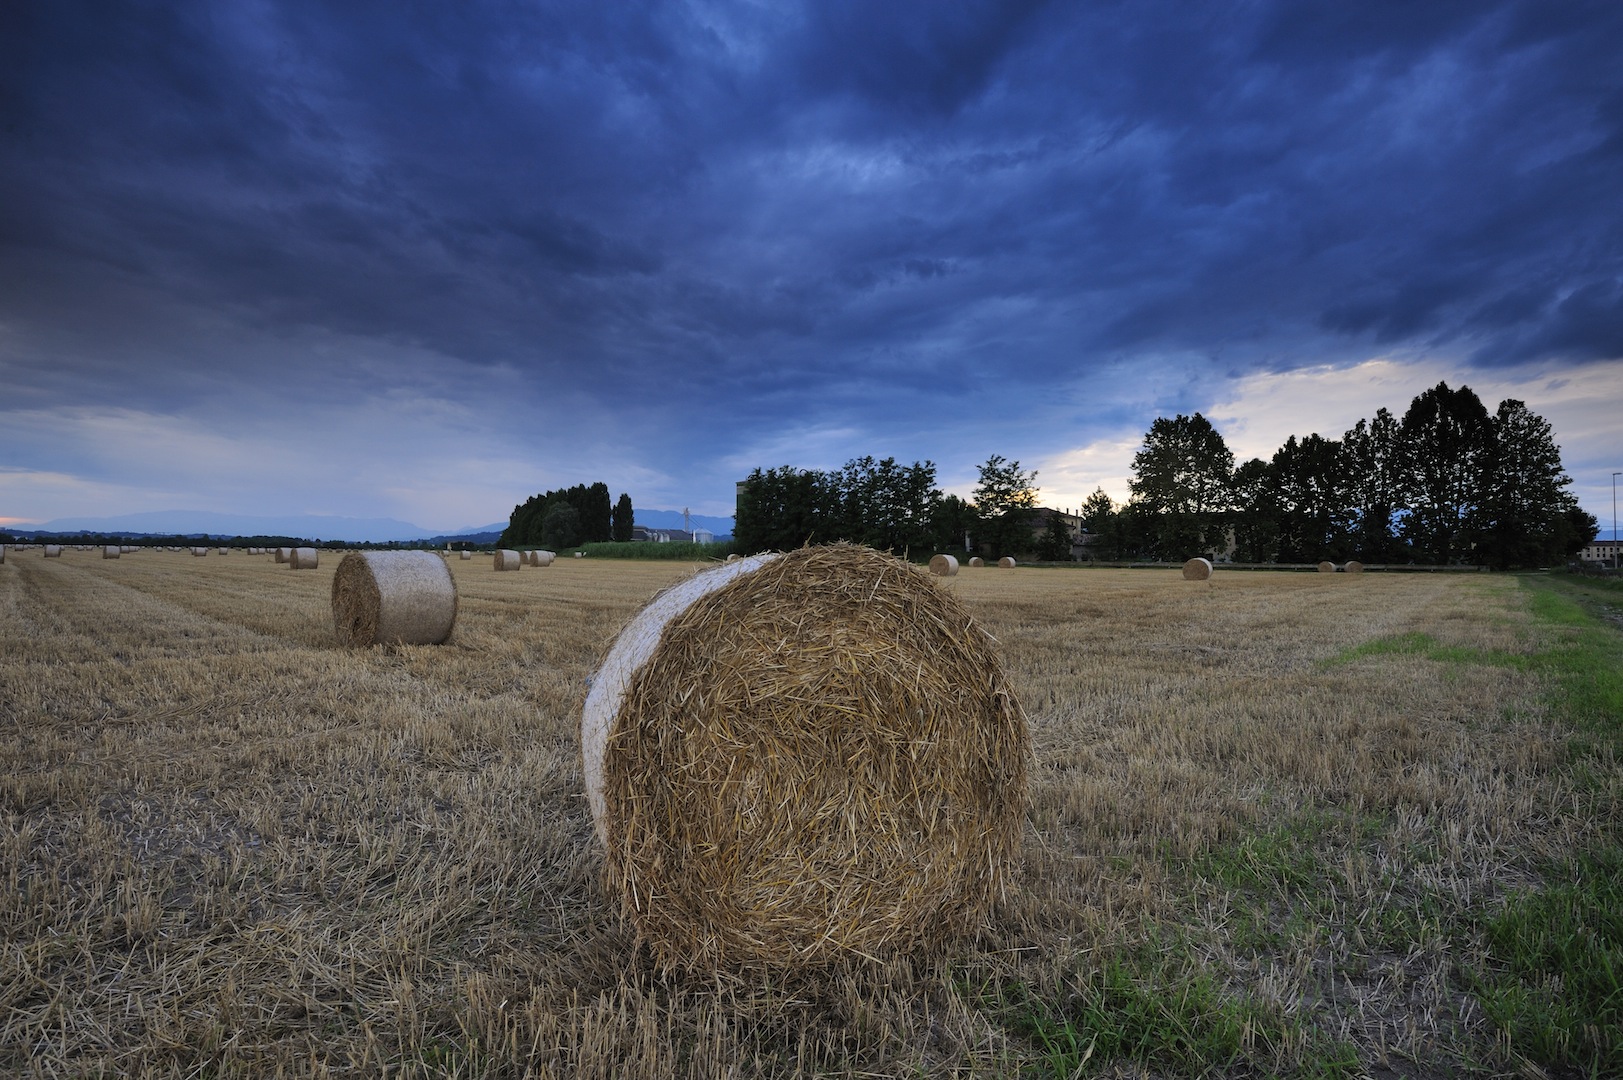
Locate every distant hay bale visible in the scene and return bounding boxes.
[1181,557,1213,580]
[289,547,319,570]
[581,543,1029,971]
[191,547,208,556]
[494,549,521,571]
[103,546,119,559]
[275,547,290,564]
[1345,560,1365,574]
[459,550,472,560]
[534,550,556,567]
[332,551,458,647]
[1317,561,1335,573]
[218,547,229,555]
[929,553,959,577]
[969,557,984,567]
[575,551,584,558]
[997,556,1016,568]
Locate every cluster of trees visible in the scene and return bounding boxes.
[500,483,634,549]
[1083,382,1593,569]
[734,455,1041,558]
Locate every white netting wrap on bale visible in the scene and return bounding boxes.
[1182,557,1213,580]
[581,543,1029,972]
[494,550,521,571]
[332,551,458,646]
[289,547,319,570]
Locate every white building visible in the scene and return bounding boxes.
[1578,539,1621,565]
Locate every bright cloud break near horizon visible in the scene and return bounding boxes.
[2,2,1620,540]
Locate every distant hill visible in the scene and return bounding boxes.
[35,510,448,543]
[632,509,734,539]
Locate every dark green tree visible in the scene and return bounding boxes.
[1341,408,1409,563]
[1477,399,1583,569]
[1228,458,1280,563]
[929,494,978,554]
[1399,382,1494,564]
[833,456,941,555]
[541,503,582,550]
[1269,433,1352,562]
[1078,488,1119,560]
[1034,512,1074,562]
[971,455,1039,558]
[581,482,613,543]
[611,492,634,542]
[734,466,838,552]
[1128,413,1233,559]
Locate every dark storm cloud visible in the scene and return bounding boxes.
[2,0,1620,456]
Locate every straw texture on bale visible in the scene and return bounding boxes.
[997,556,1016,568]
[274,548,290,564]
[459,550,472,560]
[928,553,959,577]
[43,545,62,558]
[1317,560,1336,573]
[289,547,319,570]
[493,549,521,571]
[535,550,556,567]
[1345,560,1365,574]
[102,546,119,559]
[581,543,1029,972]
[1182,557,1213,580]
[332,551,458,647]
[969,557,984,567]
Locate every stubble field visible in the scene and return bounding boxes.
[1,549,1616,1077]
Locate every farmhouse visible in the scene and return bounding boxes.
[1577,538,1621,566]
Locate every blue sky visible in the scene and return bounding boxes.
[3,1,1620,535]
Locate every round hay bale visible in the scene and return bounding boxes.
[1345,560,1365,574]
[102,546,119,559]
[968,557,984,567]
[534,550,556,567]
[459,550,472,560]
[1317,560,1335,573]
[274,547,290,564]
[997,556,1016,568]
[574,551,584,558]
[1181,557,1213,580]
[191,547,208,556]
[332,551,458,646]
[217,547,229,555]
[928,553,959,577]
[289,547,319,570]
[582,543,1029,971]
[493,549,521,571]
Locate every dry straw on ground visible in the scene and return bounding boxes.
[331,551,458,647]
[1318,560,1336,573]
[494,550,521,571]
[997,556,1017,568]
[1182,557,1213,580]
[929,553,960,577]
[1346,560,1365,574]
[289,547,319,570]
[581,544,1029,972]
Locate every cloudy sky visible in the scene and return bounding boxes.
[3,1,1621,535]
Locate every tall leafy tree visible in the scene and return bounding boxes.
[581,482,613,543]
[1078,488,1121,560]
[1477,399,1583,568]
[1128,413,1233,559]
[1399,382,1493,564]
[1269,433,1352,562]
[971,455,1038,558]
[611,492,634,542]
[833,456,941,555]
[929,494,978,554]
[1034,513,1075,561]
[541,503,581,549]
[1341,409,1408,563]
[1228,458,1280,563]
[734,466,837,552]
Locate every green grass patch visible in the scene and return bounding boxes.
[1324,630,1530,670]
[577,540,735,560]
[987,936,1358,1079]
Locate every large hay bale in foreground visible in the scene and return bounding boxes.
[494,549,521,571]
[1345,560,1365,574]
[44,546,62,557]
[289,547,319,570]
[997,556,1016,568]
[929,553,959,577]
[102,546,119,559]
[581,543,1029,971]
[1317,560,1335,573]
[1182,557,1213,580]
[332,551,458,646]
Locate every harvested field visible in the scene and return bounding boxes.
[1,554,1616,1078]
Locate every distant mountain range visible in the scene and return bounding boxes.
[16,507,732,543]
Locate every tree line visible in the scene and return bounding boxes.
[1083,381,1593,568]
[500,483,634,549]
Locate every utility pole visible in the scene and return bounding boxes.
[1613,472,1620,570]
